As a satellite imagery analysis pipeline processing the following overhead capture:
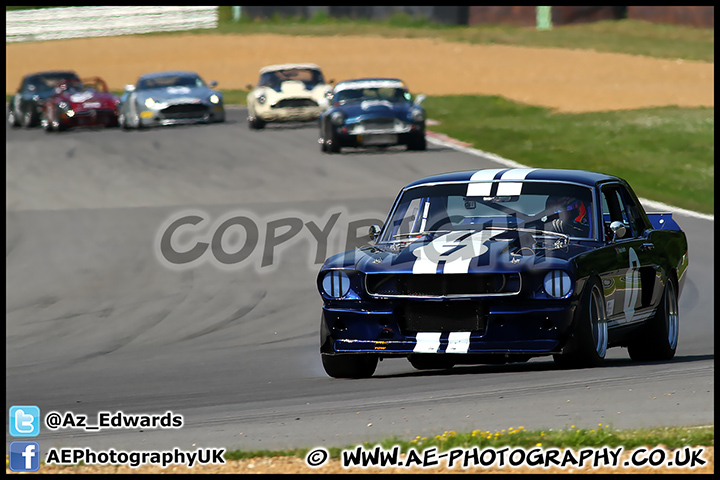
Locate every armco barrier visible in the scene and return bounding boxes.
[6,6,218,43]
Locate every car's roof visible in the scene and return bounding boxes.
[259,63,321,74]
[138,70,200,80]
[334,78,406,92]
[404,168,622,190]
[25,70,78,79]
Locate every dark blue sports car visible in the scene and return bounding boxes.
[318,78,427,153]
[317,168,688,378]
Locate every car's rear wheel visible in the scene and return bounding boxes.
[627,276,679,361]
[553,277,607,369]
[408,354,456,371]
[321,353,378,378]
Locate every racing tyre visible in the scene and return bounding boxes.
[248,116,265,130]
[22,108,36,128]
[325,126,341,154]
[626,277,679,361]
[42,112,54,132]
[7,107,20,128]
[407,133,427,151]
[321,353,378,379]
[553,277,608,369]
[408,354,456,371]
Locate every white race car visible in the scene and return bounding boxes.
[246,63,333,129]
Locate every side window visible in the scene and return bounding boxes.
[600,185,631,240]
[619,187,647,236]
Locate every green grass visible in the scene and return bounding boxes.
[422,96,714,214]
[212,9,714,63]
[222,424,714,461]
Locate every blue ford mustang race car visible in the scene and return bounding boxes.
[318,77,427,153]
[317,168,688,378]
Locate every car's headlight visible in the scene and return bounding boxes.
[330,111,345,126]
[209,94,220,104]
[411,108,425,123]
[321,270,352,299]
[543,270,573,298]
[65,110,75,117]
[145,97,155,108]
[256,94,266,105]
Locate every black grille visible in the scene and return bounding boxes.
[160,104,208,119]
[366,273,521,297]
[273,98,318,108]
[402,301,486,333]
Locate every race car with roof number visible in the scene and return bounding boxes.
[318,77,427,153]
[317,168,688,378]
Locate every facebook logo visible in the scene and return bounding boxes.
[9,405,41,436]
[9,441,41,472]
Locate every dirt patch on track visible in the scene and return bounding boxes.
[5,33,714,113]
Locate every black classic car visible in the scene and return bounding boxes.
[8,70,81,128]
[319,77,427,153]
[317,168,688,378]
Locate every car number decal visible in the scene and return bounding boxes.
[70,92,94,103]
[411,230,502,274]
[465,168,537,197]
[446,332,471,353]
[167,86,191,95]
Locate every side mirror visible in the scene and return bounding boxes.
[246,84,254,91]
[414,93,426,105]
[368,224,382,242]
[124,84,135,92]
[610,221,626,242]
[328,79,335,84]
[54,87,63,95]
[210,80,218,88]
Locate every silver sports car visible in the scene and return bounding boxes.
[118,70,225,129]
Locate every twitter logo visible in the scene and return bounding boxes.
[9,406,40,437]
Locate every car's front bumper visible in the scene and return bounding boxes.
[139,103,224,126]
[321,298,576,356]
[256,105,324,122]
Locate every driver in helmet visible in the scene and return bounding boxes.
[545,195,590,237]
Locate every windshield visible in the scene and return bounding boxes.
[334,87,410,105]
[138,74,206,90]
[381,182,594,242]
[259,68,324,87]
[29,73,80,94]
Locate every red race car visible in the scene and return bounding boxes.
[41,77,121,131]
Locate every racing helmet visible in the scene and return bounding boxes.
[546,195,588,227]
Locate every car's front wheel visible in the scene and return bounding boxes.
[7,105,21,128]
[22,108,36,128]
[407,133,427,151]
[627,276,679,361]
[321,353,378,378]
[553,277,608,369]
[248,116,265,130]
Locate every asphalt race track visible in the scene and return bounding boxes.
[6,107,714,453]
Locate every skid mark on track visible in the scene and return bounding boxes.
[176,290,268,343]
